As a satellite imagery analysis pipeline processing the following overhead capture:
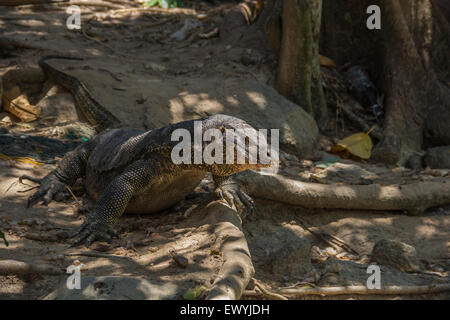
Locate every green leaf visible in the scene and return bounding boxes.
[0,230,9,247]
[183,286,206,300]
[159,0,170,9]
[143,0,158,7]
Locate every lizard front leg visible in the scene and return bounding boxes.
[213,173,255,219]
[70,160,161,247]
[27,140,94,207]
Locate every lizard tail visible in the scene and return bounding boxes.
[39,56,121,132]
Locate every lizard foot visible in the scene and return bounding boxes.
[26,174,69,207]
[70,218,119,247]
[215,183,255,219]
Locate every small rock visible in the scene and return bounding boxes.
[169,250,189,268]
[405,154,423,170]
[424,146,450,169]
[283,166,302,176]
[371,239,421,272]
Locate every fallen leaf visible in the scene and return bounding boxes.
[183,286,206,300]
[2,86,40,122]
[331,126,376,159]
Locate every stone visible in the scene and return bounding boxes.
[371,239,421,272]
[405,153,423,170]
[77,71,319,157]
[424,146,450,169]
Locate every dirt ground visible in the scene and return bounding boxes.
[0,1,449,300]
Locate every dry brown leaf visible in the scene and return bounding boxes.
[2,85,40,122]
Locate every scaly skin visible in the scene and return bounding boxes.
[39,56,121,132]
[30,56,271,247]
[28,113,267,246]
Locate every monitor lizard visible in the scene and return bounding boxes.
[27,56,272,247]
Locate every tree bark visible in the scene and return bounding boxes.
[371,0,430,164]
[277,0,327,121]
[319,0,450,164]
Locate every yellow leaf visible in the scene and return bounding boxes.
[332,126,376,159]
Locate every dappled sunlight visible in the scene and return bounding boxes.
[1,0,449,300]
[245,91,267,110]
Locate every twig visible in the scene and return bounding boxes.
[97,68,122,82]
[65,185,82,207]
[199,27,219,39]
[5,180,18,194]
[65,252,131,259]
[252,278,288,300]
[49,1,125,9]
[110,7,202,16]
[81,28,116,54]
[297,218,359,256]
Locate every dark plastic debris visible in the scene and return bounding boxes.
[345,66,383,120]
[0,133,81,164]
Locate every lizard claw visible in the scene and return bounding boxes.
[27,174,67,208]
[70,218,119,247]
[215,183,255,219]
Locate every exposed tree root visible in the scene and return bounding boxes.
[243,283,450,297]
[65,252,131,260]
[0,259,63,276]
[252,278,288,300]
[235,171,450,214]
[0,35,64,54]
[199,201,254,300]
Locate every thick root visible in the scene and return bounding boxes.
[244,283,450,297]
[0,259,63,276]
[199,201,255,300]
[236,171,450,213]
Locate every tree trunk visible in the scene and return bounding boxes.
[276,0,327,121]
[319,0,450,165]
[370,0,429,164]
